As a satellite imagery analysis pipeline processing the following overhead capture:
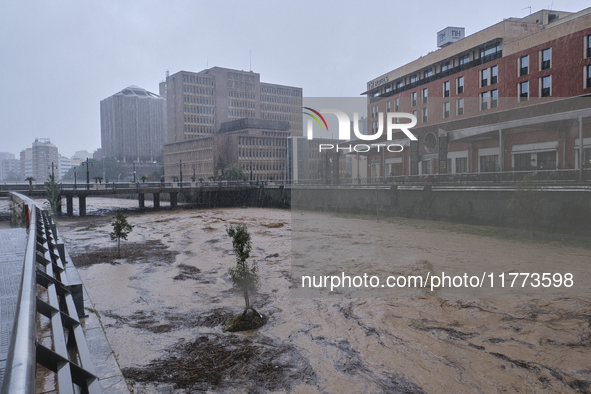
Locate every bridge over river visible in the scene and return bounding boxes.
[1,181,279,216]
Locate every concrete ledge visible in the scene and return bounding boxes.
[81,285,130,393]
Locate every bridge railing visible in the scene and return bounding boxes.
[1,193,100,394]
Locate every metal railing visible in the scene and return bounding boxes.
[2,169,589,193]
[1,193,100,394]
[288,169,591,186]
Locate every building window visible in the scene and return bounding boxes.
[411,110,417,118]
[385,85,392,93]
[519,55,529,76]
[541,76,551,97]
[396,80,404,89]
[443,81,450,97]
[410,74,418,83]
[394,97,400,111]
[459,54,470,66]
[480,69,488,87]
[422,107,428,123]
[443,102,450,119]
[371,105,378,118]
[422,88,428,104]
[441,61,450,72]
[587,34,591,58]
[422,160,431,175]
[538,151,557,170]
[424,68,433,78]
[386,101,391,112]
[514,153,533,171]
[411,91,417,106]
[457,76,464,94]
[480,91,489,110]
[540,48,551,70]
[519,81,529,101]
[480,44,501,60]
[491,89,498,108]
[371,120,378,134]
[456,98,464,115]
[491,65,498,84]
[480,155,498,172]
[456,157,468,173]
[583,147,591,168]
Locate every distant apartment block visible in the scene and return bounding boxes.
[20,148,32,179]
[31,139,59,181]
[0,152,19,182]
[59,155,71,180]
[100,85,167,163]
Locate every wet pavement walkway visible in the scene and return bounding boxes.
[0,227,27,387]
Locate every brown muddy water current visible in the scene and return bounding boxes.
[55,197,591,393]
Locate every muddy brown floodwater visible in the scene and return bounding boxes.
[57,197,591,393]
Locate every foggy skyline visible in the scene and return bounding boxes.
[1,0,589,157]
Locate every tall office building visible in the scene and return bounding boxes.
[360,7,591,177]
[162,67,302,181]
[162,67,302,142]
[100,85,167,163]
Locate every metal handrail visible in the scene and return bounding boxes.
[2,193,37,394]
[2,193,101,393]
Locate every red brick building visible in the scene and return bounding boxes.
[361,8,591,179]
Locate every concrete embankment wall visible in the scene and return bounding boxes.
[180,186,291,209]
[127,185,589,235]
[287,186,591,235]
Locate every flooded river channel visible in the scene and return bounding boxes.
[57,198,591,393]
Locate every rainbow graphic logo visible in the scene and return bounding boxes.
[303,107,329,132]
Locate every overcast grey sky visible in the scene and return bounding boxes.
[1,0,589,157]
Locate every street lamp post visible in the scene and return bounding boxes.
[81,158,93,190]
[177,159,183,187]
[74,167,77,189]
[133,163,136,183]
[48,162,57,179]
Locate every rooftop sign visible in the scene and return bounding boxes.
[437,27,465,48]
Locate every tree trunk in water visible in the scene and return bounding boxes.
[242,289,250,315]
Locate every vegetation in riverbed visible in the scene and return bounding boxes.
[225,223,266,331]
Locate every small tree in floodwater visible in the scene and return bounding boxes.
[110,211,134,258]
[44,174,61,216]
[227,224,260,316]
